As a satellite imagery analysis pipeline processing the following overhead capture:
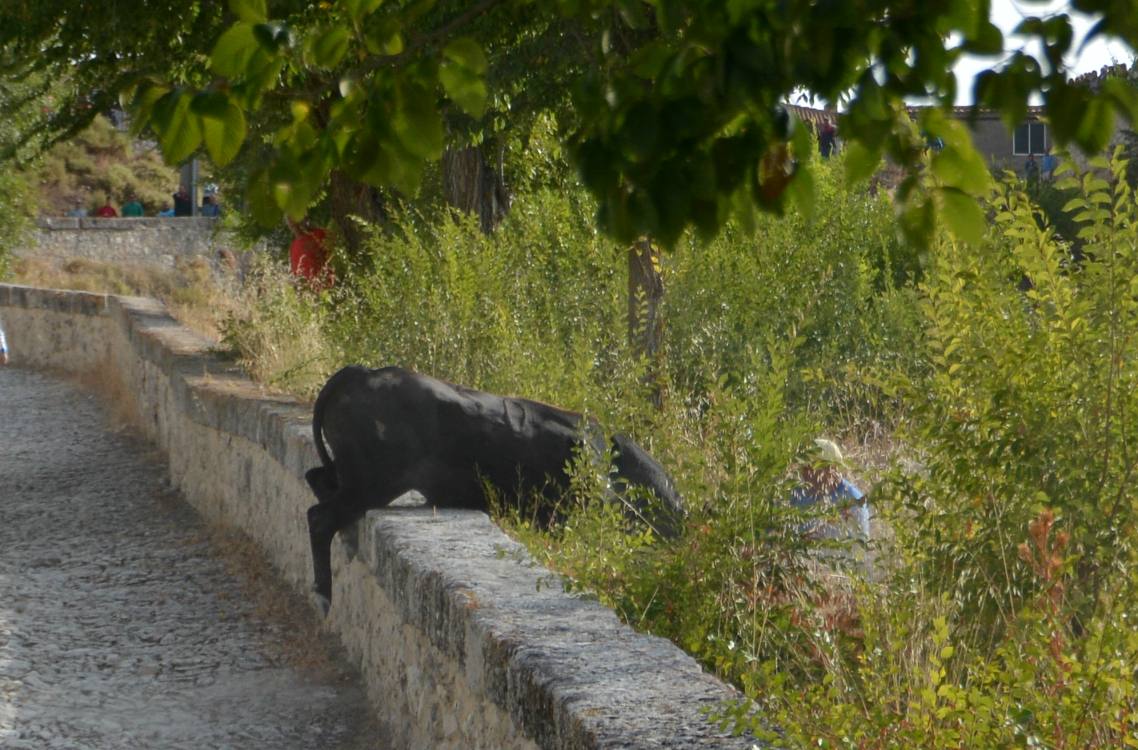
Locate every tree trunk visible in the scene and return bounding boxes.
[442,144,510,233]
[628,237,666,404]
[326,169,387,264]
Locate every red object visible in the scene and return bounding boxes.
[95,204,118,218]
[289,227,333,289]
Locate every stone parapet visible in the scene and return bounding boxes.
[0,282,756,749]
[22,217,245,270]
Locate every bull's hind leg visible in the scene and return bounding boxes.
[306,501,355,615]
[305,463,338,503]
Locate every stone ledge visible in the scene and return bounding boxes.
[37,216,219,231]
[0,282,757,749]
[355,505,749,747]
[0,283,109,316]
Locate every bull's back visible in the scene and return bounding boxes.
[432,384,583,493]
[318,366,582,506]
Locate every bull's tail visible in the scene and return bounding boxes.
[312,365,366,468]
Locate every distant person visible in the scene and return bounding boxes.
[288,218,334,290]
[0,317,8,365]
[819,120,837,159]
[121,196,145,217]
[1024,154,1040,185]
[790,438,870,542]
[66,201,88,218]
[1041,149,1058,181]
[200,195,221,217]
[157,202,175,217]
[173,187,193,217]
[94,200,118,218]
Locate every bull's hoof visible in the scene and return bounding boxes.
[310,588,331,618]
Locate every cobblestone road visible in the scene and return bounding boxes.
[0,367,387,749]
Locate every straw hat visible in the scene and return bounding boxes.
[813,438,847,467]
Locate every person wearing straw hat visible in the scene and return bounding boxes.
[790,438,870,541]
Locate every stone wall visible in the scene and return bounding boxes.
[25,217,245,269]
[0,283,755,749]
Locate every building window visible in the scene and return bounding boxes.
[1013,122,1047,155]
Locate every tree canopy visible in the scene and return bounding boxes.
[2,0,1136,246]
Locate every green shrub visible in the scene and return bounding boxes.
[665,156,924,430]
[0,169,33,275]
[733,150,1138,748]
[323,191,634,413]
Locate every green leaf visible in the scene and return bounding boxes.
[1076,97,1114,154]
[200,98,247,166]
[629,42,671,80]
[931,142,992,195]
[310,26,351,69]
[151,90,203,164]
[439,39,488,119]
[229,0,267,23]
[844,141,880,186]
[786,164,816,222]
[242,53,285,98]
[190,91,231,119]
[211,23,261,78]
[129,82,170,137]
[363,16,403,55]
[268,152,324,221]
[442,37,488,75]
[246,169,282,227]
[1101,77,1138,123]
[939,187,985,245]
[439,64,487,118]
[343,128,383,181]
[1078,98,1115,153]
[616,0,647,29]
[393,83,443,160]
[253,22,291,53]
[343,0,383,23]
[898,187,935,248]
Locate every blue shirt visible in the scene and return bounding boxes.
[791,478,870,541]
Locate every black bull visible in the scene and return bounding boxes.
[304,366,685,608]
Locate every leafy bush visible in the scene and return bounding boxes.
[0,169,33,276]
[323,192,630,409]
[733,150,1138,747]
[665,156,924,427]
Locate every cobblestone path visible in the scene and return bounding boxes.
[0,367,386,749]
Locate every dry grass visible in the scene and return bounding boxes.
[73,353,145,432]
[10,255,238,342]
[203,523,358,682]
[219,258,339,398]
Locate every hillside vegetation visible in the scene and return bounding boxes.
[35,115,180,216]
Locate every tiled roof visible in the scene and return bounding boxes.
[784,103,834,125]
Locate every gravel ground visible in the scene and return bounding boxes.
[0,366,388,749]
